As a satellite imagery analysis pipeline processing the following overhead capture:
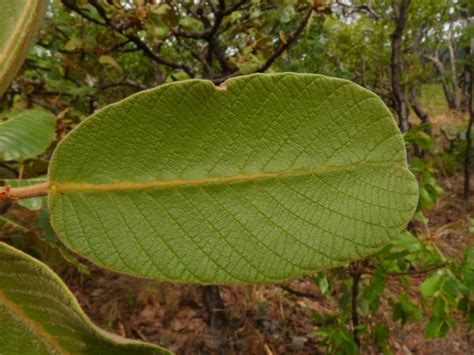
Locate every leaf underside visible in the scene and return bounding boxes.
[48,73,419,284]
[0,242,170,354]
[0,0,48,96]
[0,109,56,161]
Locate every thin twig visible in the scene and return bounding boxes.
[212,6,314,84]
[60,0,106,26]
[335,0,380,20]
[255,6,313,73]
[361,262,449,277]
[278,284,323,301]
[61,0,194,77]
[387,262,449,277]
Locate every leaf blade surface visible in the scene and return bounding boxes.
[48,73,419,284]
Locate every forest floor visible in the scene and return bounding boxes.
[56,171,473,355]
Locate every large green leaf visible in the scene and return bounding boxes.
[0,109,56,161]
[0,242,171,354]
[48,73,418,284]
[0,0,48,96]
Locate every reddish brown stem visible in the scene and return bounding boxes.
[0,182,49,201]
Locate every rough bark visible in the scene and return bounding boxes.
[390,0,411,134]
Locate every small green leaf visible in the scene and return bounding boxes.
[392,292,420,327]
[363,268,387,312]
[0,0,48,95]
[99,55,122,71]
[315,272,330,295]
[4,177,47,210]
[65,37,82,51]
[463,247,474,294]
[0,242,170,354]
[0,110,56,161]
[433,296,448,315]
[420,273,443,297]
[48,73,418,284]
[441,276,459,302]
[279,5,296,23]
[391,231,422,252]
[424,317,442,338]
[178,16,203,30]
[372,323,390,352]
[314,327,331,337]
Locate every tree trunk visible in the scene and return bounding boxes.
[462,65,471,111]
[464,37,473,202]
[423,53,458,111]
[447,25,461,111]
[390,0,411,134]
[410,87,431,131]
[464,78,472,202]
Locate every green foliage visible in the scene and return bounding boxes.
[47,73,418,284]
[404,124,443,210]
[403,123,433,152]
[312,231,473,351]
[3,0,320,118]
[314,321,359,355]
[409,157,443,210]
[0,109,56,161]
[0,242,170,354]
[421,248,474,337]
[391,292,421,327]
[435,120,474,174]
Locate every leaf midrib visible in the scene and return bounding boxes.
[0,290,67,354]
[50,160,403,194]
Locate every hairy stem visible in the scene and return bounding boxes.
[0,182,49,201]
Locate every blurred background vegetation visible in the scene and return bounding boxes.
[0,0,473,353]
